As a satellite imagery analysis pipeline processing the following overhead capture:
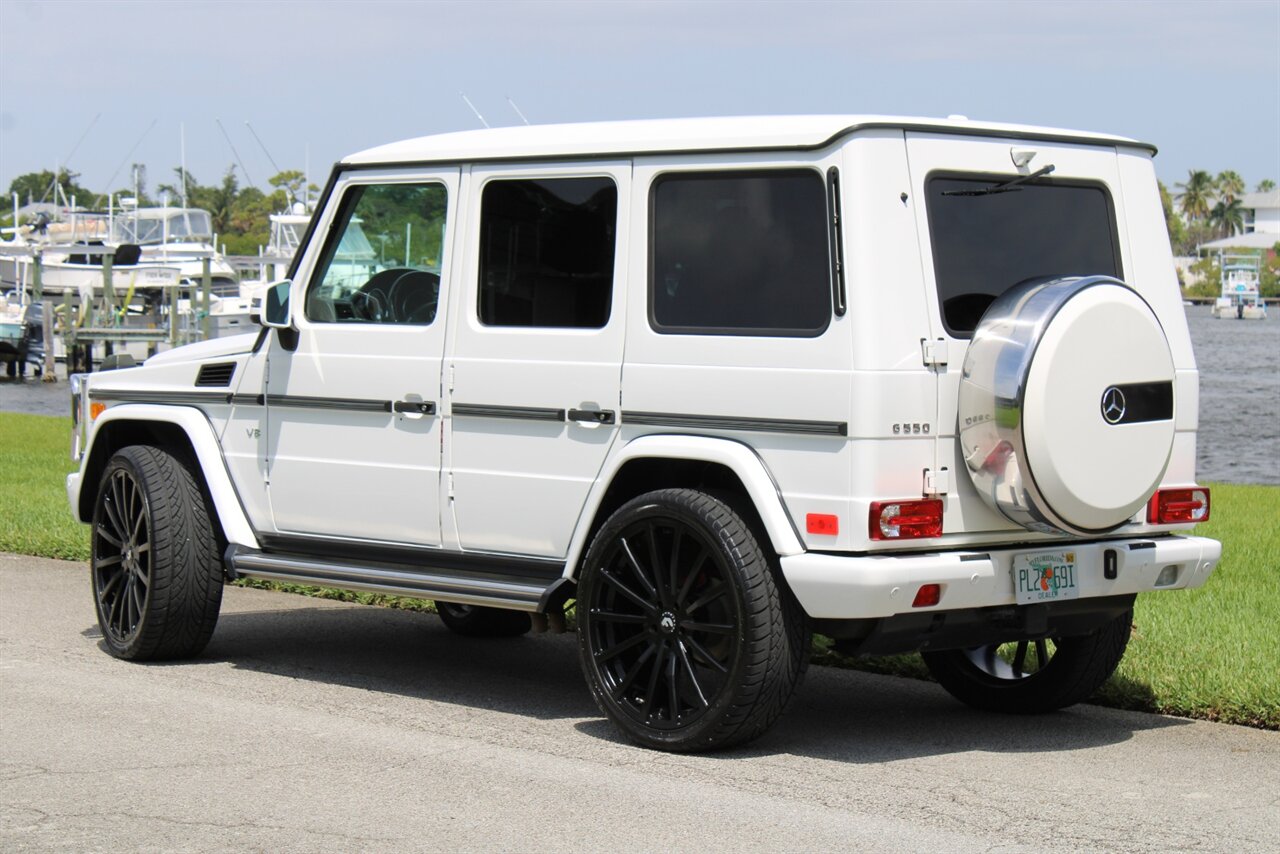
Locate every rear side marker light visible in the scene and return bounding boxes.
[912,584,941,608]
[1147,488,1210,525]
[806,513,839,536]
[869,499,943,540]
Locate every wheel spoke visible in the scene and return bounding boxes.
[683,633,729,674]
[667,527,683,607]
[685,581,728,615]
[1035,639,1049,670]
[599,568,657,614]
[665,647,680,721]
[642,643,668,718]
[675,640,709,708]
[682,620,735,635]
[675,549,708,606]
[112,577,128,635]
[98,569,124,601]
[1011,640,1029,676]
[95,524,123,549]
[597,631,650,663]
[95,554,123,569]
[645,522,672,609]
[130,579,145,624]
[610,643,657,702]
[590,608,647,626]
[102,491,127,543]
[619,538,658,599]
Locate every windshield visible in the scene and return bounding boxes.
[925,175,1121,336]
[112,209,213,244]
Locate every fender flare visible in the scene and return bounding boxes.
[68,404,260,550]
[562,434,804,578]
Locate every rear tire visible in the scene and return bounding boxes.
[577,488,810,752]
[91,445,223,660]
[434,602,532,637]
[921,609,1132,714]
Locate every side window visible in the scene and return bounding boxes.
[650,169,831,336]
[478,177,617,328]
[306,182,447,325]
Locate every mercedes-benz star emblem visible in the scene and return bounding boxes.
[1101,386,1127,424]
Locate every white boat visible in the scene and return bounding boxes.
[1210,254,1267,320]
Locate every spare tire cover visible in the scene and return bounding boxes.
[958,276,1175,536]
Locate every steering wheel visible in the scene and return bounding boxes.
[354,267,412,323]
[388,270,441,324]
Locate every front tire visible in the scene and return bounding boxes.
[577,489,810,752]
[91,445,223,660]
[921,609,1133,714]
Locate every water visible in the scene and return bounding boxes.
[3,306,1278,485]
[1185,304,1279,485]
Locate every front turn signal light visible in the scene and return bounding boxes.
[90,402,107,420]
[1147,488,1210,525]
[869,499,943,540]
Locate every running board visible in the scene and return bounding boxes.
[224,545,569,612]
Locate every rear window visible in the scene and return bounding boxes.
[925,174,1122,336]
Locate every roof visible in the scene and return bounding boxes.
[1241,190,1280,210]
[343,115,1152,166]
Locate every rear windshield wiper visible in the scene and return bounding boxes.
[942,164,1056,196]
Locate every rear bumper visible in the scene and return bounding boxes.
[780,535,1221,620]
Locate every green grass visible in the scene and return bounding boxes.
[2,411,1276,728]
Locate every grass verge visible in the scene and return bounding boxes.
[3,411,1275,729]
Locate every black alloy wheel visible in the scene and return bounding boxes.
[578,489,809,752]
[922,608,1133,714]
[91,446,223,661]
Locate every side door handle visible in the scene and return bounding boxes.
[393,400,437,415]
[568,408,615,425]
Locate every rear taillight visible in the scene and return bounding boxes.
[869,499,943,540]
[1147,488,1210,525]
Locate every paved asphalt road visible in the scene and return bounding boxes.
[2,553,1277,853]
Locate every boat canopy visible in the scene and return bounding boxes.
[113,209,213,245]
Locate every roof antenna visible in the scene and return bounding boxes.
[215,118,255,186]
[460,93,490,128]
[506,96,530,126]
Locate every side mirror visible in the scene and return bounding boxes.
[254,280,293,329]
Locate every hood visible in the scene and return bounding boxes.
[144,332,260,366]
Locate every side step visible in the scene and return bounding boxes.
[225,545,569,613]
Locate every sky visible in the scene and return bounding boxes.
[0,0,1277,201]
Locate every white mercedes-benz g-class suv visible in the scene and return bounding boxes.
[68,116,1220,752]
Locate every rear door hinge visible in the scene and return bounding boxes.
[921,337,948,368]
[924,467,951,496]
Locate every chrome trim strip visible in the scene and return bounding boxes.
[452,403,566,422]
[265,394,392,413]
[622,411,848,437]
[89,389,230,405]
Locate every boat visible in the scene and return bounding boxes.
[1210,253,1267,320]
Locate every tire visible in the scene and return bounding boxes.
[577,488,810,752]
[921,608,1133,714]
[91,445,223,661]
[434,602,532,637]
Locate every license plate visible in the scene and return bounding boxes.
[1012,550,1080,604]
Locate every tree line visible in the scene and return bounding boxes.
[1160,171,1275,256]
[5,165,318,257]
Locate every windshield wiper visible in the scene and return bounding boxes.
[942,164,1056,196]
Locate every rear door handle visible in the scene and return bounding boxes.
[393,400,437,415]
[568,408,615,425]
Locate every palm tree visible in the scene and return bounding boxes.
[1177,170,1214,222]
[1257,179,1277,193]
[1216,171,1245,203]
[1209,197,1245,239]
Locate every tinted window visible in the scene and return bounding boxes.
[306,182,447,325]
[926,175,1121,336]
[650,170,831,336]
[479,177,617,328]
